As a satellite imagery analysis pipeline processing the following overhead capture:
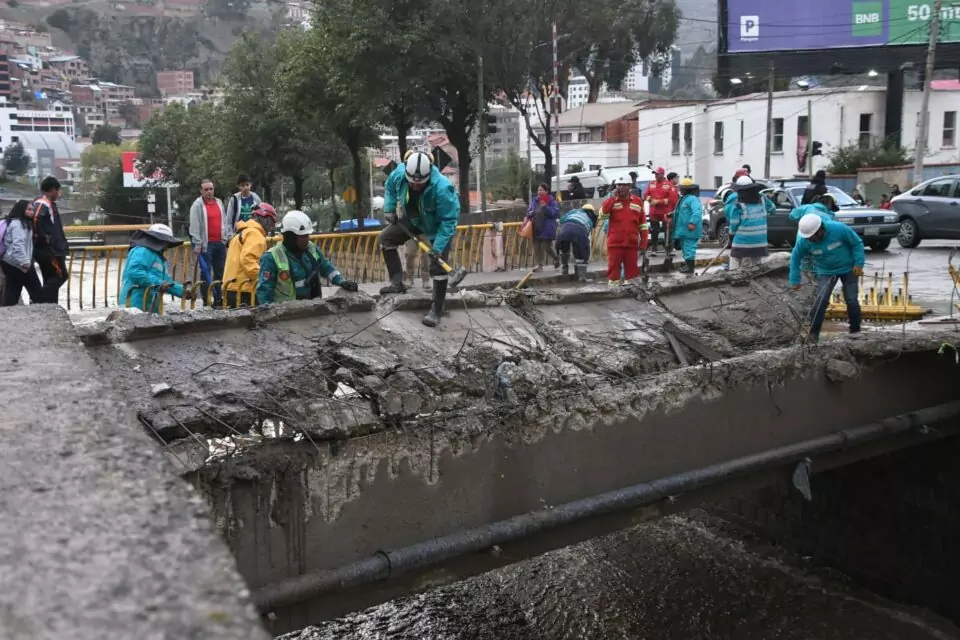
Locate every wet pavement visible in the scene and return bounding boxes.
[281,511,959,640]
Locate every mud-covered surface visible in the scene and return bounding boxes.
[77,265,816,450]
[280,511,959,640]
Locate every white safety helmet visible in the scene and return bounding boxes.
[613,175,633,186]
[798,213,824,238]
[279,210,314,236]
[143,223,182,246]
[404,151,433,185]
[147,223,175,237]
[733,175,755,189]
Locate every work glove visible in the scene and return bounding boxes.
[397,206,406,220]
[427,248,442,262]
[389,211,398,225]
[338,279,359,292]
[726,234,734,249]
[852,266,864,278]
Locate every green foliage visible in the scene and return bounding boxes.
[567,0,680,101]
[487,149,534,201]
[3,143,30,176]
[276,27,381,223]
[826,142,912,175]
[92,124,122,146]
[138,102,231,211]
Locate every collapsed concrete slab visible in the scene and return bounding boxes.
[75,265,960,634]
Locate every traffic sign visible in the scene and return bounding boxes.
[343,186,357,204]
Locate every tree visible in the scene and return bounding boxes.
[80,142,133,196]
[826,142,912,174]
[92,124,122,146]
[138,102,229,210]
[565,0,680,103]
[3,142,30,176]
[219,30,331,209]
[277,28,381,226]
[487,148,533,201]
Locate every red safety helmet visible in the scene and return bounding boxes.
[253,203,277,220]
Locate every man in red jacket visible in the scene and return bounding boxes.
[643,166,676,254]
[601,174,649,285]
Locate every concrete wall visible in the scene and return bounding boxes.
[723,436,960,624]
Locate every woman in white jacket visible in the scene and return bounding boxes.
[1,199,43,305]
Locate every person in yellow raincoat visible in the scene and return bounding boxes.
[223,203,277,307]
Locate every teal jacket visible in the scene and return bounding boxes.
[789,202,836,222]
[559,208,596,232]
[383,164,460,253]
[256,242,342,305]
[119,245,184,311]
[789,220,865,285]
[673,194,703,240]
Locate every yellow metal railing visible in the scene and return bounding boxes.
[70,222,620,312]
[825,271,928,323]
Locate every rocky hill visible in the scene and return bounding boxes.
[0,0,285,94]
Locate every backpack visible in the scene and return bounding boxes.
[0,218,8,258]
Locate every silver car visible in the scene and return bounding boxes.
[891,175,960,248]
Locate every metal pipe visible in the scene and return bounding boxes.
[253,401,960,613]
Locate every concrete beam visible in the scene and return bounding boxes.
[0,305,268,640]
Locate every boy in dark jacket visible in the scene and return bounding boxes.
[30,176,68,304]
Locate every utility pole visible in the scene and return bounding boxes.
[806,99,813,176]
[763,60,774,179]
[525,107,533,199]
[477,54,487,213]
[914,0,943,185]
[552,21,560,191]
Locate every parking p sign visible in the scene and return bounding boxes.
[740,15,759,41]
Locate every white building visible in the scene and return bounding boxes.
[525,102,638,174]
[635,86,960,187]
[0,97,76,151]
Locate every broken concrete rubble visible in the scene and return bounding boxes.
[75,265,960,635]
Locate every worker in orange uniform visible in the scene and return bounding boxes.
[643,166,676,254]
[600,174,648,286]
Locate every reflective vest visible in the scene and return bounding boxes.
[267,242,324,302]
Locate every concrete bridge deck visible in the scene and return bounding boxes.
[5,264,960,637]
[72,265,960,634]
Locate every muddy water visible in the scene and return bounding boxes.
[280,511,958,640]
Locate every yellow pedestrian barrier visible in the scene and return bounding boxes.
[67,221,624,312]
[825,271,927,323]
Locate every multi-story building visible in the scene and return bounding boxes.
[156,70,194,96]
[13,101,76,138]
[0,24,52,51]
[483,105,520,159]
[0,53,11,102]
[635,86,960,185]
[526,101,640,174]
[46,55,89,83]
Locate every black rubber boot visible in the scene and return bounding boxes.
[560,252,570,275]
[574,263,588,282]
[379,249,407,294]
[678,259,696,274]
[422,278,448,327]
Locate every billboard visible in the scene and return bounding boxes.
[121,151,173,188]
[726,0,960,53]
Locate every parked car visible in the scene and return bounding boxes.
[707,183,899,251]
[890,175,960,248]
